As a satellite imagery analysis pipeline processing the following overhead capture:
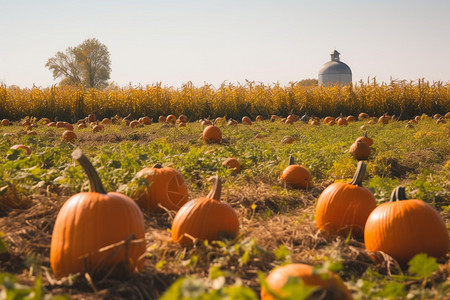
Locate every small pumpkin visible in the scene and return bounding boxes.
[261,263,353,300]
[178,115,188,123]
[50,149,146,278]
[255,115,263,121]
[129,120,141,128]
[166,114,177,124]
[324,116,335,124]
[222,158,241,173]
[378,113,390,124]
[242,116,252,125]
[202,125,222,144]
[101,118,112,125]
[77,122,87,129]
[280,156,312,189]
[227,119,238,126]
[349,140,371,161]
[337,118,348,126]
[358,112,369,120]
[135,164,189,212]
[281,135,295,144]
[10,144,32,155]
[92,124,104,132]
[158,115,167,123]
[270,115,279,122]
[315,161,376,238]
[171,176,239,246]
[1,119,10,126]
[61,130,77,142]
[201,119,212,126]
[364,186,449,265]
[346,115,356,122]
[87,113,97,123]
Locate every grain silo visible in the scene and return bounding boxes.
[318,50,352,86]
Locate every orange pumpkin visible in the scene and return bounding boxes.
[129,120,141,128]
[270,115,279,122]
[201,119,212,126]
[242,116,252,125]
[178,115,188,123]
[166,114,177,124]
[140,116,152,125]
[135,164,189,212]
[222,158,241,173]
[315,161,376,238]
[77,122,87,129]
[364,186,449,265]
[101,118,112,125]
[261,263,353,300]
[358,112,369,120]
[50,149,146,278]
[92,124,104,132]
[61,130,77,142]
[227,119,238,126]
[355,131,373,147]
[10,144,32,155]
[337,118,348,126]
[324,116,335,124]
[378,114,389,124]
[202,125,222,144]
[255,115,263,121]
[346,115,356,122]
[171,176,239,246]
[158,115,167,123]
[87,113,97,123]
[280,156,312,189]
[1,119,10,126]
[349,140,371,161]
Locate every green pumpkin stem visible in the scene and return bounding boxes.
[390,186,407,202]
[289,155,295,166]
[72,149,107,194]
[364,131,369,138]
[207,176,222,201]
[350,161,366,186]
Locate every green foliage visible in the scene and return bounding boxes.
[0,232,7,255]
[407,253,439,278]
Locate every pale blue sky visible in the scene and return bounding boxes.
[1,0,449,88]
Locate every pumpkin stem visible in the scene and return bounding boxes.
[364,131,368,138]
[390,186,407,202]
[153,163,163,169]
[207,176,222,201]
[288,155,295,166]
[350,161,366,186]
[72,149,107,194]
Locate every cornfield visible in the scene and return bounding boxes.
[1,79,449,122]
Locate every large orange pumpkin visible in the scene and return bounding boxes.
[280,156,312,189]
[261,263,353,300]
[135,164,189,212]
[202,125,222,144]
[50,149,146,278]
[364,186,449,265]
[171,176,239,246]
[315,161,376,238]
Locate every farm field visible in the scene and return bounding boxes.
[0,112,449,299]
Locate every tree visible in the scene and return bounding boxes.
[45,38,111,88]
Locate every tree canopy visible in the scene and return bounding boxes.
[45,38,111,88]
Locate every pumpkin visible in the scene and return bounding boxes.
[367,119,376,125]
[315,161,376,238]
[129,120,141,128]
[349,140,371,161]
[61,130,77,142]
[141,116,152,125]
[270,115,279,122]
[158,115,167,123]
[50,149,146,278]
[445,112,450,119]
[280,156,312,189]
[77,122,87,129]
[285,118,294,125]
[227,119,237,126]
[364,186,449,265]
[166,114,177,124]
[346,115,356,122]
[255,115,263,121]
[324,116,335,124]
[87,113,97,123]
[378,114,389,124]
[178,122,186,127]
[135,164,189,212]
[222,158,241,173]
[202,125,222,144]
[242,116,252,125]
[261,263,353,300]
[358,112,369,120]
[48,122,56,127]
[1,119,10,126]
[356,131,373,147]
[310,119,320,126]
[101,118,112,125]
[56,121,66,128]
[171,176,239,246]
[10,144,32,155]
[433,113,442,120]
[414,115,421,122]
[201,119,212,126]
[92,124,104,132]
[337,118,348,126]
[178,115,188,123]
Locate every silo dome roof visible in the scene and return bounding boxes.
[318,61,352,75]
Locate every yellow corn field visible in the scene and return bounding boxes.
[1,79,449,122]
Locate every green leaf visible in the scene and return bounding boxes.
[374,281,406,299]
[408,253,439,278]
[273,244,291,262]
[0,232,7,255]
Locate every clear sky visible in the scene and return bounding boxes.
[1,0,449,88]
